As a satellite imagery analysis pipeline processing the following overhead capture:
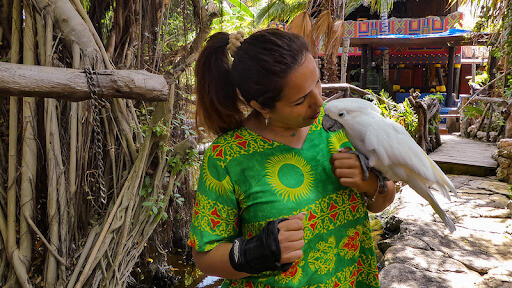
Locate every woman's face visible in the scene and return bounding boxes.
[268,54,323,129]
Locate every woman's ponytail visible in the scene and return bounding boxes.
[195,32,244,135]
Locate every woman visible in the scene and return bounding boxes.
[188,28,395,287]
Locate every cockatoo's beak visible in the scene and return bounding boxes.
[322,114,343,132]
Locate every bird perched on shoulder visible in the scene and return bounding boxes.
[322,98,458,232]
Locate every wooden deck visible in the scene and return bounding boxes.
[429,134,498,176]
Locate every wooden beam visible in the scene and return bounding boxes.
[0,62,169,102]
[349,35,466,47]
[322,83,371,96]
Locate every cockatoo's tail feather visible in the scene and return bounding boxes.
[407,177,456,232]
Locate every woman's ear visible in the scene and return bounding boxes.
[249,100,270,116]
[236,89,248,105]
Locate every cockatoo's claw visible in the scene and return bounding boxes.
[373,169,389,194]
[347,150,371,181]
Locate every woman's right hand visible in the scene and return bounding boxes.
[277,212,306,264]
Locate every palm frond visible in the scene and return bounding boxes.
[312,10,334,52]
[289,11,316,53]
[367,0,395,14]
[345,0,364,17]
[254,0,308,26]
[325,20,345,61]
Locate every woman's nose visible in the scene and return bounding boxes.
[311,88,323,108]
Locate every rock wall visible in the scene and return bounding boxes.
[493,139,512,184]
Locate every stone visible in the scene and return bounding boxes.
[499,139,512,149]
[446,248,501,273]
[488,194,511,208]
[486,265,512,282]
[383,246,468,273]
[379,263,482,288]
[492,150,498,160]
[448,175,482,189]
[378,240,394,255]
[379,264,444,288]
[499,149,512,158]
[396,223,503,273]
[496,168,507,181]
[384,216,403,233]
[476,266,512,288]
[498,157,512,168]
[489,132,498,142]
[448,202,511,218]
[474,180,510,196]
[457,217,512,234]
[392,235,431,251]
[477,131,487,140]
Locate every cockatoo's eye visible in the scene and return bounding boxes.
[338,111,345,117]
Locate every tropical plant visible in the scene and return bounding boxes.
[254,0,308,26]
[374,90,419,137]
[451,0,511,97]
[212,0,258,33]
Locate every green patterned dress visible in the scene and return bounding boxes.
[188,110,380,288]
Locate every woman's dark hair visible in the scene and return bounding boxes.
[195,29,312,135]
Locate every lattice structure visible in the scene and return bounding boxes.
[344,12,463,64]
[269,12,464,65]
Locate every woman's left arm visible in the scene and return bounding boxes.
[330,148,396,213]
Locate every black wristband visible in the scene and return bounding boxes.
[229,218,293,274]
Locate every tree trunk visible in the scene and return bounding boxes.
[381,3,389,81]
[340,38,349,83]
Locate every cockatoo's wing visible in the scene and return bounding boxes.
[358,114,457,200]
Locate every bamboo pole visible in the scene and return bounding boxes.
[7,1,32,287]
[6,0,20,265]
[70,42,79,243]
[20,0,37,271]
[44,99,59,288]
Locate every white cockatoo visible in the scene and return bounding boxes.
[323,98,458,232]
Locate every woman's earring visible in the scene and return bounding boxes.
[264,116,269,126]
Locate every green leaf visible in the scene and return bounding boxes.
[161,212,168,222]
[226,0,254,18]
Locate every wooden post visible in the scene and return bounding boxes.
[0,62,169,101]
[435,64,446,93]
[471,62,476,95]
[446,46,455,107]
[360,44,368,89]
[454,63,461,100]
[488,54,498,93]
[383,48,389,81]
[393,64,404,92]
